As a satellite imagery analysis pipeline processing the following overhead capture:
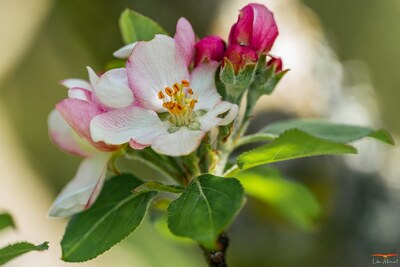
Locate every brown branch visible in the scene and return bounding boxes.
[202,233,229,267]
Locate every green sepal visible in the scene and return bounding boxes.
[246,54,287,112]
[219,58,256,103]
[119,9,168,44]
[167,174,245,249]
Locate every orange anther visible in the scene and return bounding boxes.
[173,83,181,93]
[187,88,194,95]
[165,87,173,96]
[158,91,165,99]
[190,99,197,109]
[181,80,190,87]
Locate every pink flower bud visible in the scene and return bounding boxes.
[224,44,257,73]
[228,3,278,54]
[267,56,283,73]
[195,35,226,66]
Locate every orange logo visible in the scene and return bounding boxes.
[372,254,399,259]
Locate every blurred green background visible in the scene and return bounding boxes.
[0,0,399,266]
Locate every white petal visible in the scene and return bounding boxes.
[190,62,221,111]
[48,109,91,157]
[60,79,92,91]
[152,127,204,156]
[198,101,238,132]
[86,66,99,86]
[48,153,111,217]
[219,103,239,126]
[90,106,169,145]
[113,42,138,59]
[68,88,92,101]
[94,68,134,109]
[126,35,189,112]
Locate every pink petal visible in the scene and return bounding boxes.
[198,101,238,132]
[60,79,92,91]
[152,127,204,156]
[174,17,196,67]
[249,3,278,53]
[194,35,226,66]
[232,5,254,46]
[126,35,189,112]
[56,98,103,142]
[90,106,169,146]
[94,68,134,109]
[48,153,111,217]
[48,109,90,157]
[189,61,221,111]
[113,42,138,59]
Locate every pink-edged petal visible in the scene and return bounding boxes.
[152,127,204,156]
[174,17,196,67]
[127,35,189,112]
[94,68,133,109]
[60,79,92,91]
[86,66,99,86]
[90,106,169,145]
[190,61,221,111]
[198,101,238,132]
[56,98,103,143]
[113,42,138,59]
[48,109,90,157]
[48,153,111,217]
[129,139,149,150]
[68,88,92,101]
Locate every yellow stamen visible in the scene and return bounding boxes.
[187,88,194,95]
[190,99,197,109]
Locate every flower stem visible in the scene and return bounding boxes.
[201,233,229,267]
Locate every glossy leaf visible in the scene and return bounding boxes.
[61,174,157,262]
[237,129,357,171]
[168,174,245,249]
[119,9,167,44]
[0,213,15,232]
[236,166,320,230]
[262,119,394,145]
[0,242,48,265]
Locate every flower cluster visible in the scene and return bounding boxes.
[48,3,281,217]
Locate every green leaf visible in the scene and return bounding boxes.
[262,119,394,145]
[61,174,157,262]
[0,242,48,265]
[168,174,245,249]
[133,182,183,194]
[0,213,15,232]
[119,9,168,44]
[237,129,357,171]
[236,167,320,230]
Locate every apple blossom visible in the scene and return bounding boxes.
[90,18,238,157]
[48,67,132,217]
